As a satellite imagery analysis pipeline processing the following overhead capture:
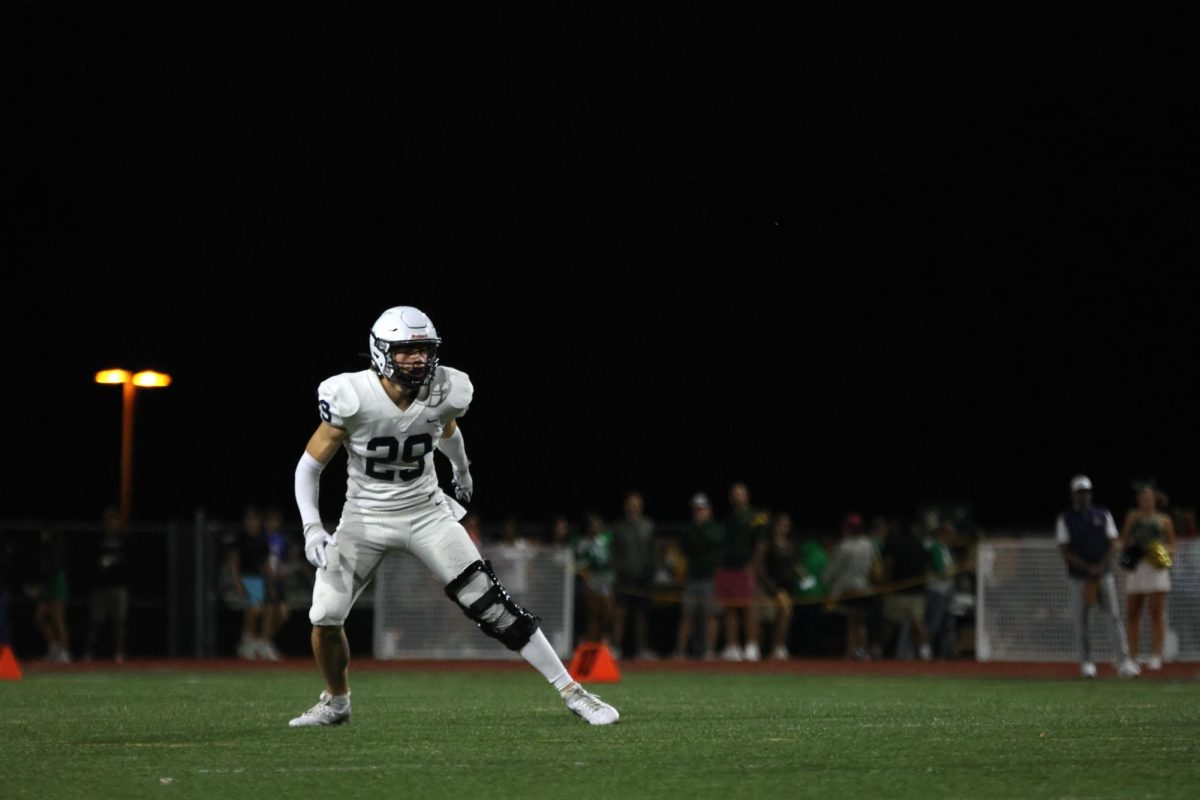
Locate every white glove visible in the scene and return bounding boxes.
[452,469,473,502]
[304,522,333,569]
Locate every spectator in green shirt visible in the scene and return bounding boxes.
[574,512,615,647]
[793,529,832,655]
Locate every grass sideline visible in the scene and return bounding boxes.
[2,669,1198,799]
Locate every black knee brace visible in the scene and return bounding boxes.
[444,560,540,651]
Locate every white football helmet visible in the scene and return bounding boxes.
[369,306,441,389]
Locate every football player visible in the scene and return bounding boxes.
[288,305,618,726]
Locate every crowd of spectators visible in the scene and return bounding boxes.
[219,504,309,661]
[467,481,986,662]
[0,508,134,664]
[3,481,1191,664]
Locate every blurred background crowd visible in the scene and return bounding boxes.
[1,480,1194,664]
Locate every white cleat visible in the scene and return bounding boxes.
[1146,655,1163,671]
[561,682,620,725]
[1117,659,1140,678]
[289,691,351,727]
[1080,661,1097,679]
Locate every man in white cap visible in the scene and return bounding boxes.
[1054,475,1139,678]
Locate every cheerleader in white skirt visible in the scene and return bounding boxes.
[1120,482,1177,670]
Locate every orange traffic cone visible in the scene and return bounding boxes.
[0,645,23,681]
[568,641,620,683]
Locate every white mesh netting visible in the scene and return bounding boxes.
[977,538,1200,662]
[373,544,575,659]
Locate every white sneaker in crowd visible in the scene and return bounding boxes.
[1117,659,1140,678]
[1080,661,1097,679]
[918,643,933,661]
[560,681,620,725]
[721,644,744,662]
[1146,655,1163,671]
[771,645,790,661]
[256,639,281,662]
[236,637,258,660]
[743,643,761,662]
[288,691,351,727]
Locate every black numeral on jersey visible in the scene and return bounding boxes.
[319,400,332,423]
[364,433,433,482]
[398,433,433,480]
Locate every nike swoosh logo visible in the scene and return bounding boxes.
[435,500,444,506]
[426,417,439,423]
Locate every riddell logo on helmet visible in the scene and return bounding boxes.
[410,333,428,339]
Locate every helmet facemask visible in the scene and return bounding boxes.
[372,337,440,390]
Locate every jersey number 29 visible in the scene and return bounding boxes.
[364,434,432,481]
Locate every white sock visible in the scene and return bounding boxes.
[519,630,573,691]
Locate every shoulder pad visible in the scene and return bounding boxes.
[426,365,473,418]
[317,373,362,426]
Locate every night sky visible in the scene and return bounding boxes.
[8,6,1196,532]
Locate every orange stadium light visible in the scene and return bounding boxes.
[132,370,172,388]
[95,367,172,527]
[94,369,132,384]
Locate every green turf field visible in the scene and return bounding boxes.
[1,670,1197,799]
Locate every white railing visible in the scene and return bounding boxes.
[976,537,1199,662]
[373,544,575,659]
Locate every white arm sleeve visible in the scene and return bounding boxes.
[435,426,471,473]
[295,451,325,526]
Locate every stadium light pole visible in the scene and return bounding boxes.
[95,369,172,527]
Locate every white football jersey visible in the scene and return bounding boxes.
[316,365,473,512]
